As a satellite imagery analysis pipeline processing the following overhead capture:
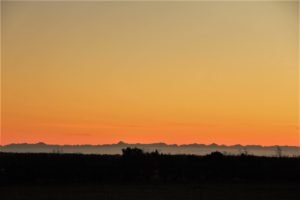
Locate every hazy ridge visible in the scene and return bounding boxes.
[1,142,299,156]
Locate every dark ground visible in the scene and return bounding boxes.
[0,149,299,199]
[1,183,300,200]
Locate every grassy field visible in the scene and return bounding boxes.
[1,151,299,199]
[1,183,300,200]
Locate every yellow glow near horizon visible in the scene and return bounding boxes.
[1,1,299,145]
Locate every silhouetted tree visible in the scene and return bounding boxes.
[122,147,145,158]
[208,151,224,158]
[150,149,160,156]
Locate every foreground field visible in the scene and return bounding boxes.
[1,183,300,200]
[1,151,300,184]
[1,150,299,199]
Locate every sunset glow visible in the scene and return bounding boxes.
[1,1,299,146]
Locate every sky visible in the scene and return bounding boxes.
[1,1,299,146]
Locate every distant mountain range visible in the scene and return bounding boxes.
[1,142,299,156]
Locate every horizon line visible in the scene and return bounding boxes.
[2,141,300,148]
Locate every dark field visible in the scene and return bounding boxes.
[0,149,299,199]
[1,183,300,200]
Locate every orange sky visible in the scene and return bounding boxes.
[1,1,299,146]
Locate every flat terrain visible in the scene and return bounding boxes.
[1,183,300,200]
[1,150,299,199]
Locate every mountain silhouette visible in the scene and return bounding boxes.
[1,142,299,156]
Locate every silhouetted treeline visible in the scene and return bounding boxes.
[0,148,299,185]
